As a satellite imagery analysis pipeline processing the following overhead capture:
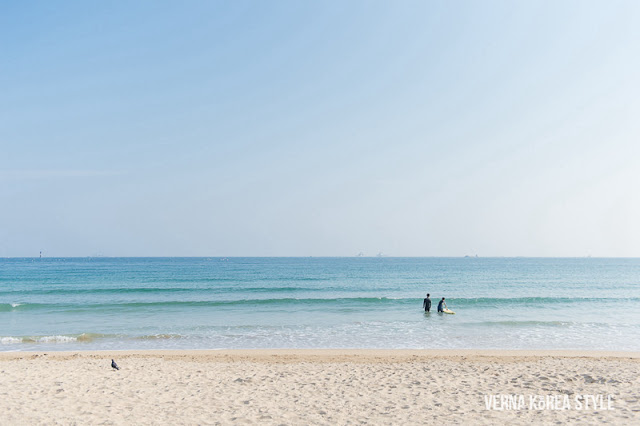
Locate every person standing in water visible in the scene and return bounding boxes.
[423,294,431,312]
[437,297,447,313]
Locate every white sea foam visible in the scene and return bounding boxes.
[10,303,21,308]
[1,337,22,344]
[35,335,78,343]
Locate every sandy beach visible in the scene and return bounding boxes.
[1,350,638,425]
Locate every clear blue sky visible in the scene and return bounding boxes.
[1,1,638,257]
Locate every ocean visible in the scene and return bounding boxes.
[1,257,639,351]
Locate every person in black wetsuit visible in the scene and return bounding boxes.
[437,297,447,313]
[423,294,431,312]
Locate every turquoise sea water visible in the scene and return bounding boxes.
[1,257,639,351]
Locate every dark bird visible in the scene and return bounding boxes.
[111,359,120,370]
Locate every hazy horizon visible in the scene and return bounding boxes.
[2,1,638,257]
[4,255,638,260]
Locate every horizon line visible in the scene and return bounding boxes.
[2,256,639,260]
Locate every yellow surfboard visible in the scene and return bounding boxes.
[442,308,455,315]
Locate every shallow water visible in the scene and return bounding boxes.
[1,257,639,351]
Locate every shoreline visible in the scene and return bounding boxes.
[2,348,640,361]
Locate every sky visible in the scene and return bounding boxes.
[1,0,638,257]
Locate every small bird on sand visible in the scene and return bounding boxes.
[111,359,120,370]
